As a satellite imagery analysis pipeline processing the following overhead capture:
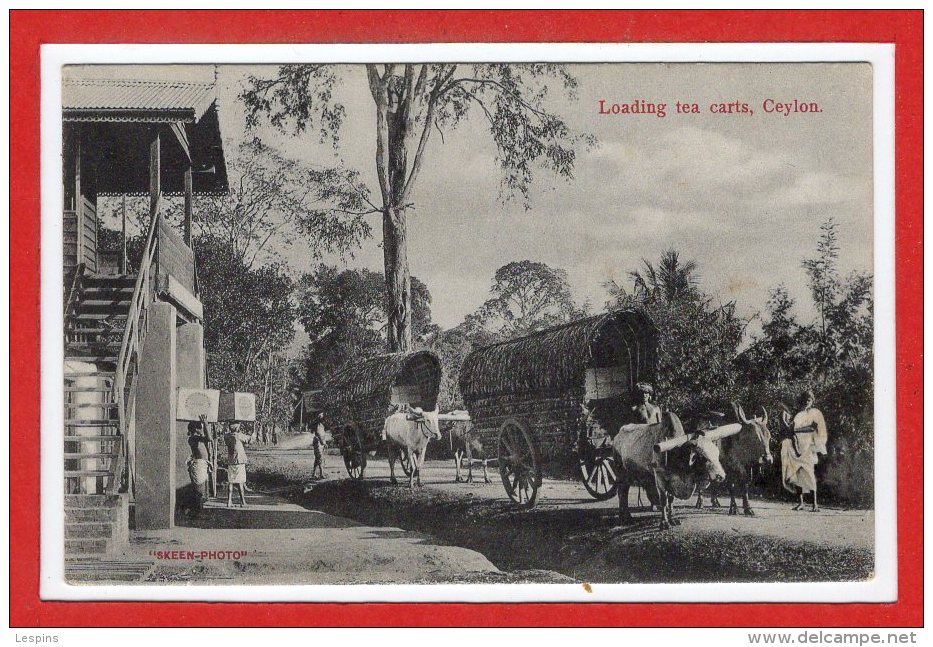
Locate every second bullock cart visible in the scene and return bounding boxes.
[459,310,658,507]
[320,350,442,480]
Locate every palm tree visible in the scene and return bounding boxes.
[630,249,699,303]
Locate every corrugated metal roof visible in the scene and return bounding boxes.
[62,79,216,120]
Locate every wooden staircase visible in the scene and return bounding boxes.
[64,271,135,558]
[65,273,135,365]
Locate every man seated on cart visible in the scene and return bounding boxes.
[631,382,662,424]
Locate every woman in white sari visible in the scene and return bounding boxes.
[781,390,828,511]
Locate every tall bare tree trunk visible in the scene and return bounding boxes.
[384,207,411,352]
[368,64,428,354]
[383,70,413,353]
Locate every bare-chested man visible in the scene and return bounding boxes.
[631,382,662,424]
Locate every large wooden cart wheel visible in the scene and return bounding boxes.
[579,450,619,501]
[342,427,367,480]
[498,418,541,508]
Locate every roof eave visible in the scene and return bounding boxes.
[63,108,197,124]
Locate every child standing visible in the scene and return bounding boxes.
[224,422,254,507]
[311,412,326,480]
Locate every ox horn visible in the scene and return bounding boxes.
[732,401,751,424]
[759,405,768,426]
[654,434,693,454]
[654,412,694,453]
[702,423,744,443]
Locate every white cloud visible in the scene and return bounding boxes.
[763,171,871,206]
[577,125,868,223]
[654,126,795,190]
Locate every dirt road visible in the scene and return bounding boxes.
[124,492,530,585]
[249,449,875,583]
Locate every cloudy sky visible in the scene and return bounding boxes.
[69,62,874,331]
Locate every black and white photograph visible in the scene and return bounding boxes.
[53,55,883,594]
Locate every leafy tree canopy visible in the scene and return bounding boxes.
[242,64,595,209]
[296,265,437,389]
[194,234,298,435]
[739,219,873,452]
[197,137,373,268]
[196,234,296,380]
[472,260,585,339]
[607,248,746,414]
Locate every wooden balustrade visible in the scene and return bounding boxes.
[113,194,162,496]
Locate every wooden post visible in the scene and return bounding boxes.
[120,194,128,274]
[149,133,161,216]
[210,425,218,498]
[205,423,215,498]
[183,166,193,246]
[150,133,161,288]
[75,125,83,267]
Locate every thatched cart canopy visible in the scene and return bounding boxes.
[460,310,656,401]
[321,350,441,448]
[459,310,657,475]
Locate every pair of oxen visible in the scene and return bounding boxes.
[612,403,783,530]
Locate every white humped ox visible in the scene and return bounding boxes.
[383,407,441,488]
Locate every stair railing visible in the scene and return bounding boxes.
[105,431,125,496]
[113,194,162,496]
[63,263,85,344]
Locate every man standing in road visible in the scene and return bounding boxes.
[187,416,212,503]
[179,415,212,517]
[310,412,327,480]
[781,389,829,512]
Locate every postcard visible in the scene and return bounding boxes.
[11,12,919,628]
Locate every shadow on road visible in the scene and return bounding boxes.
[177,493,359,530]
[361,528,447,546]
[260,476,873,583]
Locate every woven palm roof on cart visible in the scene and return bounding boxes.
[459,310,657,400]
[322,350,441,408]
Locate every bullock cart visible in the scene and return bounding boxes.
[320,350,442,480]
[459,311,657,507]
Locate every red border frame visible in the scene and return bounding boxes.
[10,9,922,627]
